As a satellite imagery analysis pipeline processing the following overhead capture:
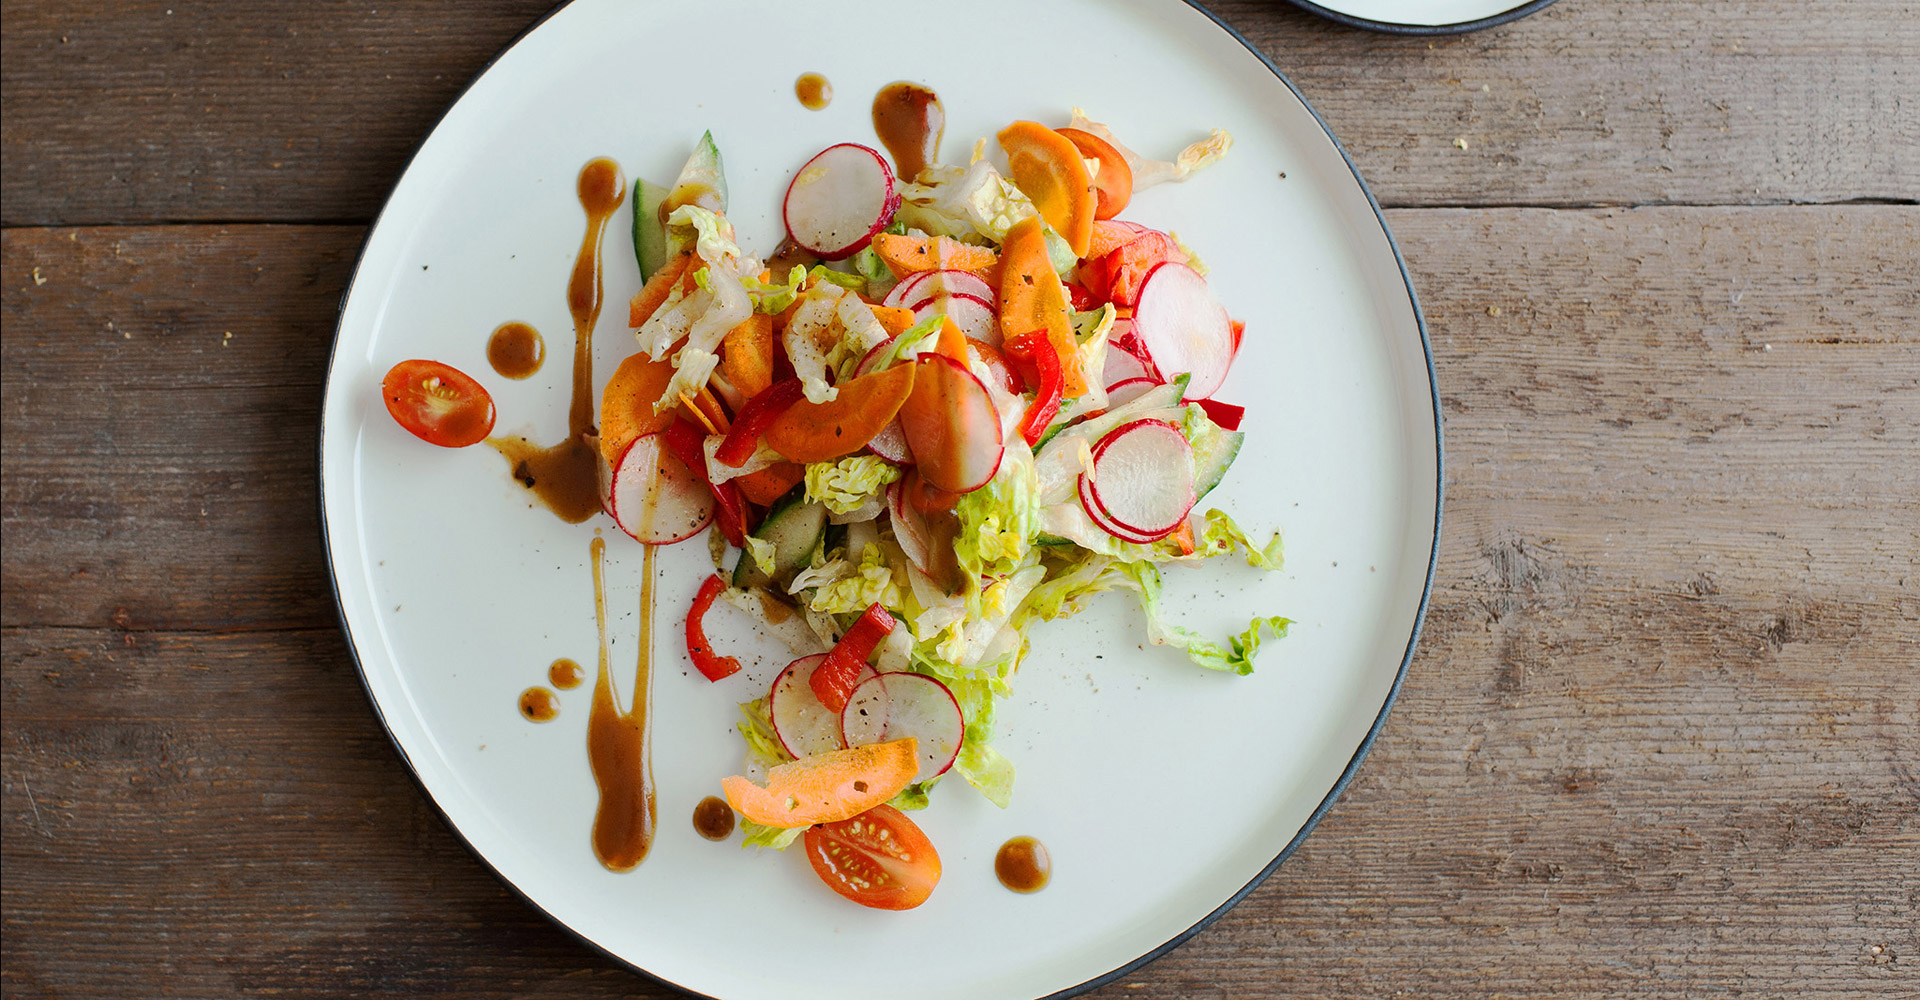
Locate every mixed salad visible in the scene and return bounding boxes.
[380,105,1290,911]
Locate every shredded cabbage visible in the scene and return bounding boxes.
[805,455,903,515]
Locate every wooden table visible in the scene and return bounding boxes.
[4,1,1915,996]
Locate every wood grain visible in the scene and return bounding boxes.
[3,0,1916,227]
[4,205,1915,997]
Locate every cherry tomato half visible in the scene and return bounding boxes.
[803,804,942,910]
[380,359,496,448]
[1056,126,1133,221]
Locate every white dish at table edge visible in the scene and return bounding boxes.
[317,1,1441,998]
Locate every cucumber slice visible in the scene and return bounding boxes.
[632,178,669,281]
[732,492,828,590]
[1191,426,1243,501]
[685,131,728,210]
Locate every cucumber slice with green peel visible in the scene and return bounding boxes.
[1191,426,1243,501]
[732,494,828,590]
[675,131,728,212]
[632,178,669,281]
[660,132,732,260]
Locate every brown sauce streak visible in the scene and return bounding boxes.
[795,72,832,111]
[995,836,1051,893]
[487,321,545,379]
[489,158,626,523]
[871,82,944,183]
[549,657,586,690]
[587,537,657,871]
[518,686,559,722]
[691,796,736,841]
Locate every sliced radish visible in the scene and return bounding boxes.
[868,421,913,465]
[838,673,890,749]
[1087,418,1196,538]
[770,653,879,759]
[783,143,898,260]
[911,293,997,344]
[898,354,1004,493]
[609,432,714,543]
[1103,341,1155,387]
[1104,376,1160,409]
[1131,262,1235,399]
[886,479,933,573]
[1077,472,1162,544]
[838,672,964,783]
[881,270,934,309]
[883,268,994,310]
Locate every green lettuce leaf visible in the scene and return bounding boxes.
[954,443,1040,585]
[805,455,903,515]
[742,265,808,315]
[1118,561,1291,675]
[739,819,804,850]
[1194,509,1284,569]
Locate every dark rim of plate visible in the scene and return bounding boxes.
[1283,0,1559,34]
[315,0,1444,997]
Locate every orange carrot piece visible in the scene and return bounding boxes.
[764,364,917,463]
[719,312,775,400]
[934,316,967,363]
[998,122,1096,258]
[997,217,1086,397]
[734,461,805,506]
[628,252,695,328]
[870,304,918,337]
[872,233,998,277]
[598,353,679,464]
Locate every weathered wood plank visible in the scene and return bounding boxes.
[3,206,1915,997]
[1,225,358,631]
[3,1,1915,227]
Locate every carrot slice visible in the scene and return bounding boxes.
[997,217,1086,397]
[719,312,775,399]
[721,738,919,828]
[869,304,918,337]
[1057,127,1133,220]
[598,353,679,465]
[734,461,804,506]
[998,122,1096,258]
[872,233,998,277]
[763,363,917,463]
[629,252,695,328]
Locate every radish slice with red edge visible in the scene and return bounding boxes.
[770,654,879,759]
[911,293,997,344]
[1103,342,1155,387]
[838,671,964,783]
[1131,262,1235,399]
[1078,472,1165,544]
[1087,418,1196,538]
[883,268,995,309]
[609,432,714,543]
[886,479,934,573]
[852,338,916,464]
[1103,376,1159,409]
[897,354,1004,493]
[783,143,899,260]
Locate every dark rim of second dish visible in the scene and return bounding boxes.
[1283,0,1558,35]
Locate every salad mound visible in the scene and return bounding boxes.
[605,106,1289,902]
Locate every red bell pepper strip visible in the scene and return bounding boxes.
[714,377,805,468]
[662,418,750,547]
[1197,398,1245,431]
[685,574,742,681]
[810,603,898,713]
[1005,330,1064,447]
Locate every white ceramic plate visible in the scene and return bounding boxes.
[320,1,1439,997]
[1285,0,1558,33]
